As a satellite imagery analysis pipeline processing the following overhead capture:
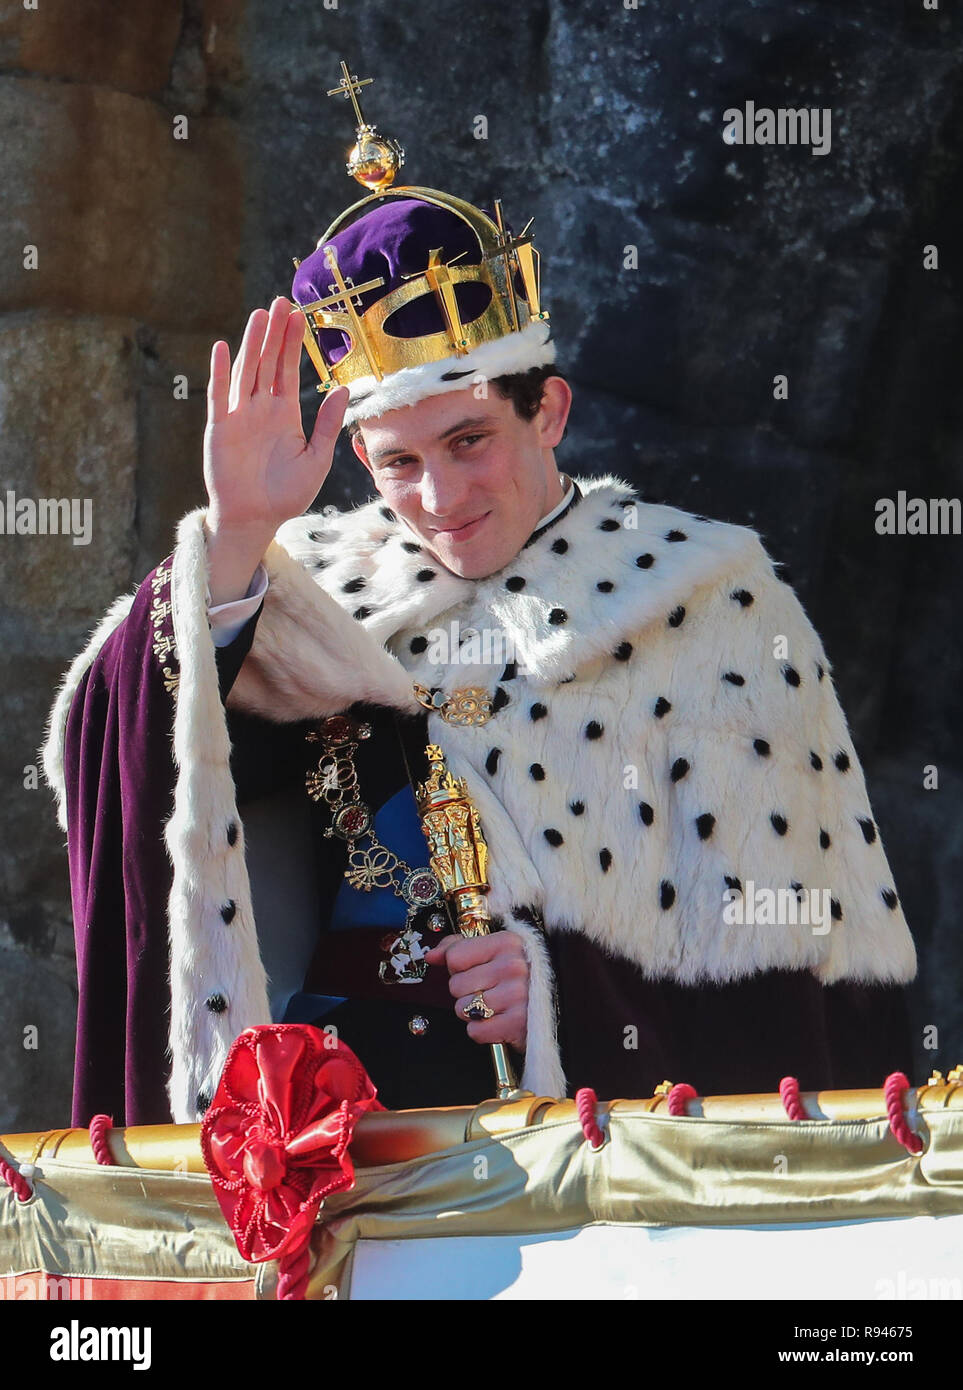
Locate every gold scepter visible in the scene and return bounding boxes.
[413,743,521,1100]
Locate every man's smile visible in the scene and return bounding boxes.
[430,510,492,540]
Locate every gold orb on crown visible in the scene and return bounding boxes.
[345,127,405,191]
[326,60,405,191]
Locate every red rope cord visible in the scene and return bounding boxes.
[575,1087,605,1149]
[779,1076,807,1121]
[276,1237,312,1300]
[0,1154,33,1203]
[884,1072,923,1155]
[88,1114,116,1166]
[667,1083,697,1116]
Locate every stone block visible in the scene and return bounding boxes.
[0,1,182,94]
[0,76,243,325]
[0,312,138,620]
[0,943,75,1133]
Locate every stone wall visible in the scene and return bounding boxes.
[0,1,247,1128]
[1,0,960,1129]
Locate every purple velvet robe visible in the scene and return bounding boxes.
[63,557,187,1124]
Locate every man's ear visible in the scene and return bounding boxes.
[350,428,372,475]
[534,376,573,451]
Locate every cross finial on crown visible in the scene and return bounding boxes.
[326,60,374,130]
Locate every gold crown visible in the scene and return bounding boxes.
[291,61,552,419]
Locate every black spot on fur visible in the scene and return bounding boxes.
[599,848,613,871]
[613,641,633,661]
[379,506,395,522]
[731,589,754,607]
[660,880,676,909]
[505,575,526,591]
[342,576,366,593]
[548,607,568,625]
[635,553,655,569]
[723,672,745,686]
[753,738,770,757]
[491,686,510,714]
[551,537,569,554]
[401,541,422,553]
[220,900,236,923]
[668,605,686,628]
[830,897,843,921]
[569,800,585,815]
[585,721,604,739]
[654,696,672,719]
[409,636,428,654]
[858,816,877,844]
[834,750,851,772]
[810,751,823,770]
[724,875,742,894]
[205,993,227,1014]
[696,812,716,840]
[770,813,789,836]
[485,748,501,775]
[597,580,615,592]
[226,821,238,846]
[782,664,801,688]
[599,518,620,532]
[353,606,373,620]
[670,758,690,782]
[666,530,687,542]
[638,801,654,826]
[530,763,546,781]
[881,888,899,910]
[819,829,831,850]
[544,828,563,846]
[416,568,436,582]
[530,702,547,721]
[501,661,518,681]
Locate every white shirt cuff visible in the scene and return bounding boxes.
[209,563,269,648]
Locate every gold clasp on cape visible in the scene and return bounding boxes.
[413,683,494,726]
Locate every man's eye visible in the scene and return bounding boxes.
[457,434,486,448]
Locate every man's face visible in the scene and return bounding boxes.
[350,376,572,579]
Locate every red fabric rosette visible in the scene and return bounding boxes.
[200,1025,385,1280]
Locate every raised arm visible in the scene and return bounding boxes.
[203,295,348,606]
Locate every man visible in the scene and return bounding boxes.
[41,127,916,1128]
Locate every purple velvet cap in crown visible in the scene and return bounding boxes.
[292,198,491,365]
[291,194,555,427]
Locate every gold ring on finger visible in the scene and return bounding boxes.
[463,992,495,1022]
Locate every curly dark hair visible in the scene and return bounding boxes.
[346,363,561,444]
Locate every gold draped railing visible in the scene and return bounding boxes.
[4,1072,961,1173]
